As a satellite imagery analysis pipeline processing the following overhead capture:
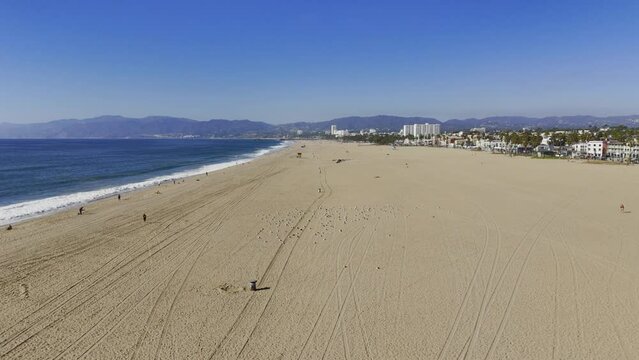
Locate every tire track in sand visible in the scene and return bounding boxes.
[560,226,632,359]
[234,166,333,359]
[436,207,490,360]
[483,198,574,360]
[319,220,378,360]
[462,208,501,360]
[209,163,330,360]
[295,224,373,360]
[152,177,267,360]
[0,180,245,350]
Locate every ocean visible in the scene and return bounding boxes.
[0,138,288,225]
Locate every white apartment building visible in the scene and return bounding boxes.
[475,139,508,151]
[402,123,441,137]
[330,125,337,135]
[607,141,639,162]
[571,143,588,158]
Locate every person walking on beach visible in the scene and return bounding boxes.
[143,213,147,222]
[620,203,625,213]
[78,207,84,215]
[117,194,121,200]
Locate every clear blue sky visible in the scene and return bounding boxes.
[1,0,638,124]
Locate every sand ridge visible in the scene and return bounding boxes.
[1,141,639,359]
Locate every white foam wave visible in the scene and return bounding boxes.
[0,141,292,226]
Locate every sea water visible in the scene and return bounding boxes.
[0,138,288,225]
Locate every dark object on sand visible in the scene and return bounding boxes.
[206,172,208,176]
[6,225,12,230]
[143,213,147,222]
[297,152,302,158]
[118,194,121,200]
[249,280,257,291]
[78,207,84,215]
[620,203,625,213]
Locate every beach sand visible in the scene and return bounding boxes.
[1,141,639,359]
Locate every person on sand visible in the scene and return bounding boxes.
[620,203,625,213]
[6,224,12,231]
[78,207,84,215]
[117,194,121,200]
[143,213,147,222]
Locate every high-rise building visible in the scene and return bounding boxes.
[402,123,440,137]
[330,125,337,135]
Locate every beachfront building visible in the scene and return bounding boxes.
[401,123,441,137]
[330,125,337,135]
[571,143,588,158]
[607,141,639,162]
[476,139,508,152]
[607,141,627,161]
[535,136,555,155]
[587,140,606,159]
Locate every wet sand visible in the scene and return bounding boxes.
[1,141,639,359]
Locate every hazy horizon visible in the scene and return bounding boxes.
[5,112,639,127]
[1,1,638,124]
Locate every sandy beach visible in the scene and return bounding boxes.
[1,140,639,359]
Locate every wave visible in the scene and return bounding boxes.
[0,141,292,226]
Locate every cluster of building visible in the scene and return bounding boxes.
[329,125,378,137]
[400,123,441,137]
[327,123,440,139]
[329,125,349,137]
[453,135,639,163]
[570,140,639,161]
[324,124,639,164]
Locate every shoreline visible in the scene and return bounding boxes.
[0,140,292,226]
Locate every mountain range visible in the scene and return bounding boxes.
[1,114,639,138]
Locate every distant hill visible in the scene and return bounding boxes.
[2,114,639,138]
[0,115,278,138]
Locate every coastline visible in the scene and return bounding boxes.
[0,140,292,226]
[1,141,638,359]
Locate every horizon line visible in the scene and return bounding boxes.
[4,113,639,126]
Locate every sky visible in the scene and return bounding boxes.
[0,0,638,124]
